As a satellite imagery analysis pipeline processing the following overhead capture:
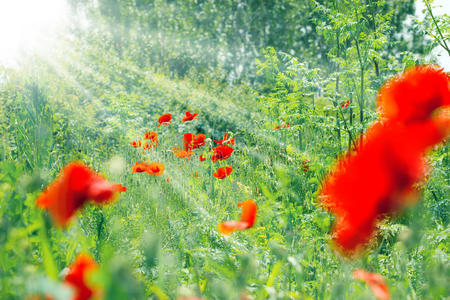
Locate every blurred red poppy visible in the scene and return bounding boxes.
[173,147,194,159]
[353,269,389,300]
[319,65,450,256]
[218,200,257,235]
[131,162,150,173]
[143,131,158,149]
[211,145,233,162]
[340,100,349,109]
[130,140,141,148]
[146,162,165,175]
[199,155,206,161]
[157,113,172,127]
[64,253,101,300]
[184,133,206,150]
[214,133,235,145]
[213,166,233,179]
[182,111,199,122]
[377,65,449,123]
[36,162,119,227]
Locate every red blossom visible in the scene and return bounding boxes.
[353,269,390,300]
[64,253,101,300]
[182,111,199,122]
[36,162,119,227]
[213,166,233,179]
[157,113,172,127]
[218,200,257,235]
[211,145,234,162]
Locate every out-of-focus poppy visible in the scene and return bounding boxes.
[214,133,235,145]
[213,166,233,179]
[182,111,199,122]
[319,65,450,256]
[131,162,150,173]
[36,162,119,227]
[218,200,257,235]
[146,162,165,175]
[173,147,194,159]
[377,65,449,123]
[143,131,158,141]
[143,131,158,149]
[302,160,310,173]
[130,140,141,148]
[353,269,390,300]
[64,253,101,300]
[157,113,172,127]
[166,177,170,182]
[194,172,198,178]
[211,145,234,162]
[184,133,206,150]
[273,126,280,129]
[113,184,126,193]
[199,155,206,161]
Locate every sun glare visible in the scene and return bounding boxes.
[0,0,68,66]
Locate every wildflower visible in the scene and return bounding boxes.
[214,133,235,145]
[166,177,170,182]
[36,162,119,227]
[130,140,141,148]
[353,269,390,300]
[64,253,100,300]
[199,155,206,161]
[218,200,257,235]
[173,147,194,159]
[194,172,198,178]
[302,160,310,173]
[146,162,165,175]
[143,131,158,149]
[377,65,449,123]
[184,133,206,150]
[143,131,158,141]
[273,126,280,129]
[213,166,233,179]
[131,162,150,173]
[157,113,172,127]
[319,65,450,256]
[182,111,199,122]
[211,145,234,162]
[340,100,350,109]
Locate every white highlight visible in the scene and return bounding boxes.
[0,0,69,66]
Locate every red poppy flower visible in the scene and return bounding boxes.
[199,155,206,161]
[377,65,449,123]
[64,253,101,300]
[353,269,390,300]
[166,177,170,182]
[182,111,199,122]
[173,147,194,159]
[273,126,280,129]
[130,140,141,148]
[157,113,172,127]
[211,145,234,162]
[340,100,349,109]
[213,166,233,179]
[218,200,257,235]
[131,162,150,173]
[113,184,126,193]
[143,131,158,141]
[194,172,198,178]
[184,133,206,150]
[36,162,119,227]
[302,160,310,173]
[319,66,449,256]
[214,133,235,145]
[146,162,165,175]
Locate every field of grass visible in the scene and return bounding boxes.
[0,1,449,299]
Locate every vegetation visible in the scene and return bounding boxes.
[0,0,448,299]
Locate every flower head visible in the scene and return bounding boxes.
[218,200,257,235]
[182,111,199,122]
[36,162,119,227]
[213,166,233,179]
[353,269,390,300]
[214,133,235,145]
[130,140,141,148]
[64,253,100,300]
[157,113,172,127]
[211,145,234,162]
